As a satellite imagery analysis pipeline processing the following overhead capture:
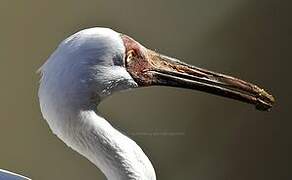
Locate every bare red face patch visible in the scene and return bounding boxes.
[120,34,154,85]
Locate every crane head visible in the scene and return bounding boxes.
[40,27,275,111]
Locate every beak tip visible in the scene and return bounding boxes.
[255,90,275,111]
[255,102,272,111]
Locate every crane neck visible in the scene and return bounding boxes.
[38,27,155,179]
[39,89,156,180]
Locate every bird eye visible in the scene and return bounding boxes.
[125,50,138,65]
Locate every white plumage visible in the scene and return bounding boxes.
[38,27,274,180]
[39,28,156,180]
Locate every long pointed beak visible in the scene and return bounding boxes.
[125,49,275,111]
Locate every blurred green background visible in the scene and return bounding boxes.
[0,0,291,179]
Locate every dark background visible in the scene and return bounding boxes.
[0,0,291,179]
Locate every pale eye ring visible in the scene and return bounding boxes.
[125,50,137,65]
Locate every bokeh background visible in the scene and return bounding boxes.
[0,0,291,179]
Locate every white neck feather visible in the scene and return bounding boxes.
[38,28,156,180]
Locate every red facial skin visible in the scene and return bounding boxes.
[121,34,154,85]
